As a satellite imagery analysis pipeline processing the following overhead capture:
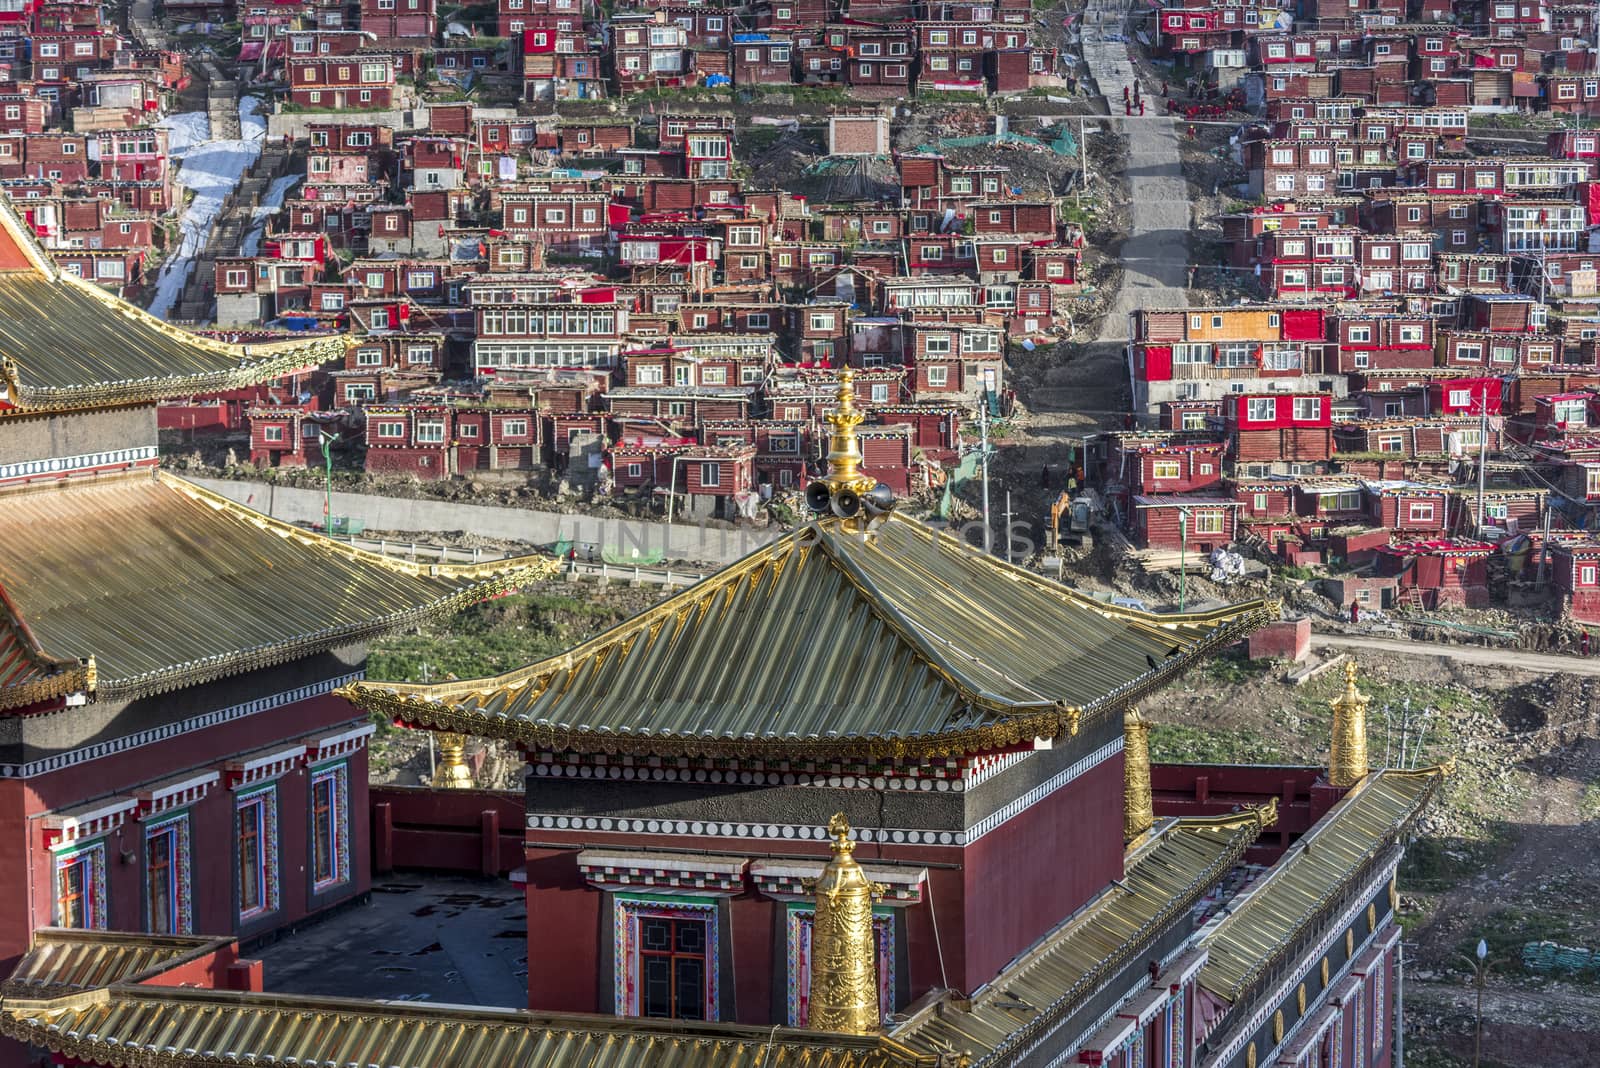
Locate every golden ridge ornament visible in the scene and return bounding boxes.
[1123,708,1155,841]
[806,813,886,1035]
[1328,661,1371,788]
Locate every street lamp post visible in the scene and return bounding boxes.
[318,430,339,533]
[1177,506,1189,612]
[1470,938,1489,1068]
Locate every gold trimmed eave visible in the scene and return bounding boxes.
[0,985,940,1068]
[342,514,1278,761]
[0,192,348,415]
[0,581,90,712]
[0,471,561,709]
[1197,764,1450,1004]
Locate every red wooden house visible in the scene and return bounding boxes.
[1373,539,1493,609]
[247,404,338,468]
[1362,482,1453,535]
[1131,495,1242,554]
[1550,539,1600,622]
[1225,392,1333,464]
[287,54,397,110]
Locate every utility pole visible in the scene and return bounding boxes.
[319,430,339,533]
[1178,506,1188,612]
[1077,116,1090,208]
[1475,393,1488,533]
[1471,939,1488,1068]
[980,371,993,554]
[1537,506,1552,589]
[1004,490,1013,563]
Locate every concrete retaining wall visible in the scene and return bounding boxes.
[184,476,778,565]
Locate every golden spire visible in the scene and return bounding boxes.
[822,369,875,496]
[1328,661,1371,788]
[806,813,885,1035]
[431,731,475,788]
[1124,708,1155,841]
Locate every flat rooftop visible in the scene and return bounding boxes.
[250,875,528,1009]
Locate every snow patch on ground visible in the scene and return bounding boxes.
[147,98,267,320]
[242,174,302,257]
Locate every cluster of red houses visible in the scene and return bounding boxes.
[1153,0,1600,117]
[0,0,188,294]
[176,106,1091,519]
[1106,5,1600,623]
[1114,294,1600,619]
[217,0,1078,105]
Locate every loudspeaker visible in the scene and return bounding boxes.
[863,482,894,513]
[805,481,832,513]
[831,489,861,518]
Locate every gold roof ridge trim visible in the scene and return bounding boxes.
[1197,764,1449,1002]
[342,516,1273,761]
[881,514,1279,633]
[0,474,558,703]
[0,967,944,1068]
[814,524,1058,715]
[0,190,356,414]
[1,929,235,998]
[352,523,812,702]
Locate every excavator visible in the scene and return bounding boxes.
[1048,488,1098,550]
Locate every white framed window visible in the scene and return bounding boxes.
[1292,397,1320,421]
[1407,502,1435,524]
[1247,398,1275,422]
[1192,511,1225,535]
[416,420,446,443]
[262,425,286,443]
[700,461,721,487]
[1151,460,1181,480]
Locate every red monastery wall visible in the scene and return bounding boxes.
[961,752,1123,990]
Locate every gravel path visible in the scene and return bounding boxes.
[1313,633,1600,676]
[1079,0,1189,342]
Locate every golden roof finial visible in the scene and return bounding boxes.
[431,731,475,788]
[1328,660,1370,788]
[806,813,885,1035]
[822,368,874,495]
[1123,707,1154,842]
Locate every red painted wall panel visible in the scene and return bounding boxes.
[960,753,1123,990]
[524,846,601,1012]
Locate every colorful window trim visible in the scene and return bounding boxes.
[53,839,107,930]
[236,785,280,922]
[1371,953,1386,1055]
[1167,985,1186,1068]
[310,761,350,893]
[613,895,719,1021]
[785,904,894,1028]
[145,813,193,935]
